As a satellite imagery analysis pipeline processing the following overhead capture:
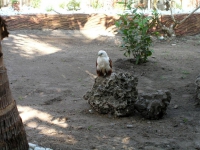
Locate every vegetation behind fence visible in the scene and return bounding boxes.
[0,0,199,10]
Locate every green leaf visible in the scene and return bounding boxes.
[146,50,152,56]
[136,55,140,64]
[117,2,125,5]
[115,22,120,27]
[132,8,138,14]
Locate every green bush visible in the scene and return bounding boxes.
[59,2,68,9]
[30,0,41,8]
[91,0,103,10]
[46,5,53,12]
[67,0,80,11]
[115,3,155,64]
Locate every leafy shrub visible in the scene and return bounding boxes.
[67,0,80,11]
[30,0,41,8]
[91,0,103,10]
[59,2,68,9]
[46,5,53,12]
[115,3,155,64]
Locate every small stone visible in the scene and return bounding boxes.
[58,131,63,134]
[173,124,178,127]
[167,145,170,148]
[159,36,164,40]
[126,124,134,128]
[197,93,200,99]
[28,143,37,149]
[171,44,176,46]
[174,105,178,109]
[147,121,151,124]
[33,141,38,145]
[90,146,96,149]
[77,126,84,129]
[132,120,136,123]
[34,147,46,150]
[110,123,115,126]
[195,77,200,86]
[89,109,93,113]
[168,68,173,71]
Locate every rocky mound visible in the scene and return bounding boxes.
[84,73,138,117]
[84,72,171,119]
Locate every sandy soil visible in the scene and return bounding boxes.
[2,30,200,150]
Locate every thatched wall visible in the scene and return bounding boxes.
[3,13,200,36]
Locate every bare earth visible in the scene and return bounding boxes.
[2,30,200,150]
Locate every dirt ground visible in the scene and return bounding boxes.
[2,29,200,150]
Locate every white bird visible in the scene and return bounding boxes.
[96,50,112,77]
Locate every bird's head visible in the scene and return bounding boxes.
[98,50,108,57]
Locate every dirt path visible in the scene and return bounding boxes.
[2,30,200,150]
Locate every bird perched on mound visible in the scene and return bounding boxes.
[96,50,112,77]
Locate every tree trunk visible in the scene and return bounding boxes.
[0,16,29,150]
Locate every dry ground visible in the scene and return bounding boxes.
[2,30,200,150]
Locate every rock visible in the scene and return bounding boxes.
[29,143,37,149]
[34,147,46,150]
[174,105,178,109]
[83,73,138,117]
[126,124,134,128]
[173,124,178,127]
[110,123,115,126]
[195,75,200,87]
[196,75,200,103]
[88,109,94,114]
[159,36,164,40]
[134,90,171,120]
[28,143,53,150]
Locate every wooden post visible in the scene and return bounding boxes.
[0,16,29,150]
[148,0,151,9]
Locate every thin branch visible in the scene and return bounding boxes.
[153,2,200,37]
[170,1,200,28]
[179,5,200,24]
